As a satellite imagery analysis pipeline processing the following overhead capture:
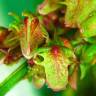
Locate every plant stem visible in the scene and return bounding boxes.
[0,58,28,96]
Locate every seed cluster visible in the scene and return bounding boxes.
[0,0,96,91]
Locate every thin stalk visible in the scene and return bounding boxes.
[0,58,28,96]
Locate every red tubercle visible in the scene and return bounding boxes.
[28,59,35,67]
[61,38,71,48]
[51,45,60,57]
[63,39,69,45]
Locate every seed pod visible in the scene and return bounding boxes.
[0,27,10,42]
[32,76,45,89]
[64,0,96,38]
[3,31,19,48]
[20,12,48,59]
[33,45,76,91]
[4,46,22,64]
[28,64,46,88]
[80,12,96,37]
[0,27,10,48]
[64,0,96,27]
[0,27,19,49]
[38,0,62,15]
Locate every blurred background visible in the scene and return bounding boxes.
[0,0,96,96]
[0,0,42,27]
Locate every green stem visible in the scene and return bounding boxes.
[0,58,28,96]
